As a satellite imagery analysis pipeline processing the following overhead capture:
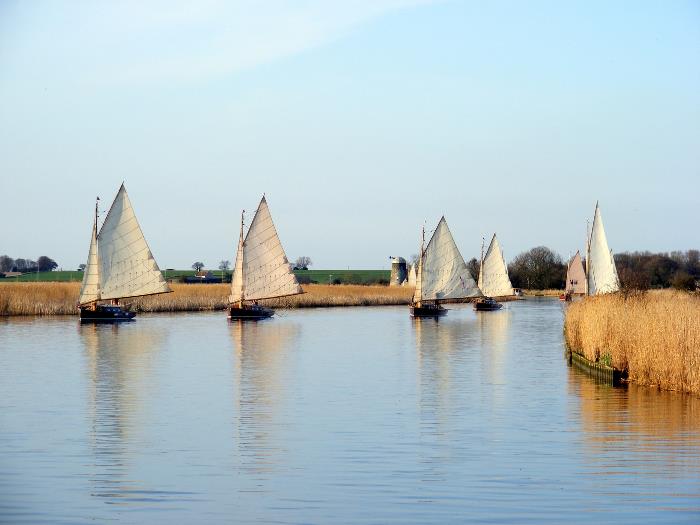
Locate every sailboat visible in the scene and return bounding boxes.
[476,233,514,310]
[78,184,171,322]
[228,196,302,320]
[410,217,482,317]
[585,202,620,295]
[561,250,586,300]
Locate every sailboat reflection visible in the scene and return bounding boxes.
[80,322,167,505]
[569,370,700,479]
[229,319,300,475]
[413,313,478,449]
[478,308,512,407]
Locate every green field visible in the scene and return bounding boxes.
[292,270,389,285]
[0,270,214,283]
[1,271,86,282]
[1,269,391,285]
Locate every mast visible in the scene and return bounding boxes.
[238,210,245,307]
[229,210,246,307]
[585,214,591,296]
[412,224,425,307]
[479,236,485,290]
[420,224,425,304]
[78,197,102,307]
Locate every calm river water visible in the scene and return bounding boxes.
[1,299,699,524]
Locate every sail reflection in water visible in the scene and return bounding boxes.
[478,308,512,409]
[413,310,480,476]
[80,322,168,505]
[569,371,700,490]
[229,319,300,475]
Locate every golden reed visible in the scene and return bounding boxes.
[0,283,414,316]
[564,290,700,395]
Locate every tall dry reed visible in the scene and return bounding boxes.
[262,284,413,308]
[0,282,79,315]
[0,282,414,316]
[564,290,700,395]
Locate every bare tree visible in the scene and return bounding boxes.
[0,255,14,272]
[191,261,205,272]
[13,258,36,272]
[294,256,312,270]
[219,260,231,271]
[409,253,420,266]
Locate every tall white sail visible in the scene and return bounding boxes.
[412,257,423,303]
[416,217,482,302]
[228,216,245,304]
[78,214,101,305]
[587,202,620,295]
[478,234,514,297]
[231,196,302,303]
[97,184,171,301]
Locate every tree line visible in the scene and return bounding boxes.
[615,250,699,291]
[0,255,58,273]
[464,247,699,291]
[190,256,313,273]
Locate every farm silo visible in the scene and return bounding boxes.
[389,256,407,286]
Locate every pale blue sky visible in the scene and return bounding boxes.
[1,0,698,270]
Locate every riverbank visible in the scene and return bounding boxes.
[564,290,700,395]
[1,282,553,316]
[0,282,414,315]
[521,289,562,297]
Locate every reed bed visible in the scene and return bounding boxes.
[0,282,80,316]
[522,289,562,297]
[0,282,414,316]
[262,284,413,308]
[564,290,700,395]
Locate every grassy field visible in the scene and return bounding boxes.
[1,269,390,285]
[0,282,413,316]
[2,271,86,282]
[292,270,389,285]
[564,290,700,395]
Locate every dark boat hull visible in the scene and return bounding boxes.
[410,304,448,318]
[474,298,503,311]
[79,305,135,322]
[228,304,274,320]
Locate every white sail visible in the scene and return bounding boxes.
[416,217,482,302]
[228,216,245,304]
[78,214,101,305]
[587,202,620,295]
[478,234,514,297]
[412,257,423,303]
[97,184,171,301]
[565,251,586,294]
[407,263,417,287]
[232,196,302,302]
